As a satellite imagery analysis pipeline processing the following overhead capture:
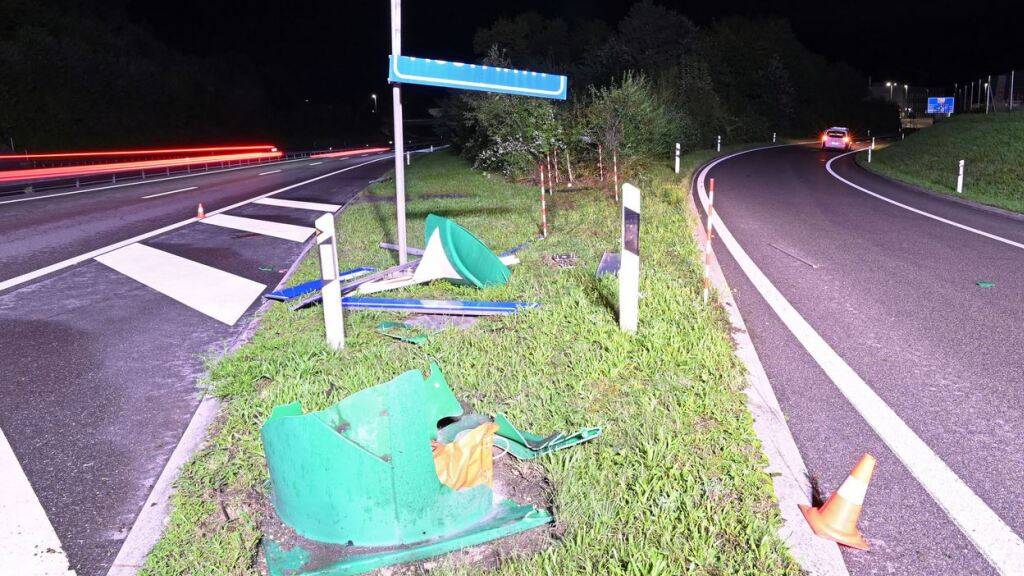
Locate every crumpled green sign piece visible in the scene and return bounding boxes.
[377,321,433,345]
[977,281,995,289]
[437,413,602,461]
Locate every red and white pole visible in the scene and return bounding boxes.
[703,178,716,305]
[540,164,549,238]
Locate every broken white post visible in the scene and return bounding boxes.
[674,142,681,174]
[620,183,641,333]
[716,134,721,152]
[315,213,345,349]
[957,159,964,194]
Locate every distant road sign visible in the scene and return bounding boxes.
[389,56,567,100]
[927,97,955,115]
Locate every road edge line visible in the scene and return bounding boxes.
[826,150,1024,250]
[699,145,1024,574]
[686,154,849,576]
[105,170,375,576]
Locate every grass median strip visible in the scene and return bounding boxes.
[142,151,798,575]
[859,112,1024,213]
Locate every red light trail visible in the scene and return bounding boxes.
[309,147,390,159]
[0,145,278,161]
[0,151,282,183]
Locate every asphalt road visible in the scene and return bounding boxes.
[696,144,1024,575]
[0,151,394,575]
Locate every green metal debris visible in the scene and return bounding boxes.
[977,281,995,288]
[438,412,602,461]
[376,321,433,345]
[425,214,511,288]
[260,364,555,575]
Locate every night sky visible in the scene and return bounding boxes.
[125,0,1021,99]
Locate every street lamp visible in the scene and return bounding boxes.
[370,93,378,114]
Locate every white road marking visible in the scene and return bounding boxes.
[0,427,76,575]
[308,161,323,166]
[254,197,340,212]
[253,198,342,214]
[95,243,265,325]
[141,186,197,199]
[0,157,311,206]
[699,146,1024,574]
[200,213,313,243]
[826,150,1024,251]
[0,155,392,293]
[258,169,282,176]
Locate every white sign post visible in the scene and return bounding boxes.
[674,142,680,174]
[315,213,345,349]
[390,0,409,265]
[957,160,965,194]
[620,183,641,333]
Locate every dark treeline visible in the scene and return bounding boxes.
[439,2,898,178]
[0,0,379,152]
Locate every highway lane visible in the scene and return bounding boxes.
[695,145,1023,575]
[0,151,395,575]
[0,152,389,286]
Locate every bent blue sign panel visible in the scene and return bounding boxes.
[389,56,567,100]
[927,97,954,114]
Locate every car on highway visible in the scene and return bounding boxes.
[820,127,852,151]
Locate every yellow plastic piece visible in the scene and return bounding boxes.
[432,422,499,490]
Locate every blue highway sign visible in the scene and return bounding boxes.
[389,56,567,100]
[927,97,955,114]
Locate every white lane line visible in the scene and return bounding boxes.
[0,157,313,206]
[308,161,323,166]
[254,197,341,212]
[0,155,393,294]
[200,213,313,243]
[0,427,76,575]
[258,169,282,176]
[95,243,265,325]
[826,150,1024,251]
[699,146,1024,574]
[141,186,197,199]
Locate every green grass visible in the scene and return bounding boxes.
[859,112,1024,213]
[141,150,798,576]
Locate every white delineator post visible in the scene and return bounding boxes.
[957,160,965,194]
[406,151,411,165]
[868,137,875,163]
[674,142,681,174]
[703,178,715,305]
[598,144,604,181]
[390,0,409,264]
[717,134,721,152]
[772,132,777,143]
[315,213,345,350]
[620,183,641,333]
[539,164,548,238]
[613,149,619,201]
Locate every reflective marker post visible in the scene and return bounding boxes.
[868,137,874,163]
[957,160,965,194]
[620,183,641,333]
[717,134,721,152]
[674,142,680,174]
[315,213,345,349]
[390,0,409,264]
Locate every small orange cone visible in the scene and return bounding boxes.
[196,203,205,219]
[799,454,876,550]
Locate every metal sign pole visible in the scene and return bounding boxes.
[390,0,409,264]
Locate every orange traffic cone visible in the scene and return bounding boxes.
[799,454,876,550]
[196,203,206,219]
